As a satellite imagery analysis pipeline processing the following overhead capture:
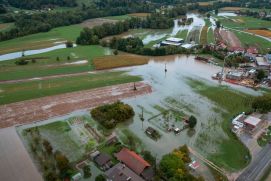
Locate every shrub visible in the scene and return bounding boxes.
[91,101,135,129]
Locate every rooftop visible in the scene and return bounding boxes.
[244,116,262,127]
[115,148,150,175]
[94,153,111,166]
[105,163,145,181]
[166,37,184,42]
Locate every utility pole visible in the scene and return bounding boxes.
[133,82,137,91]
[140,107,144,129]
[164,63,167,72]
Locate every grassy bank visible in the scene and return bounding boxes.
[187,78,252,171]
[0,71,142,105]
[175,29,188,40]
[93,54,149,70]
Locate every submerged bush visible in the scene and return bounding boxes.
[91,101,134,129]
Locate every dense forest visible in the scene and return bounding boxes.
[5,0,77,9]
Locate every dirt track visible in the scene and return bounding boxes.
[0,82,151,128]
[80,18,117,28]
[219,29,242,48]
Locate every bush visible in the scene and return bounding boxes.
[65,41,73,48]
[188,115,197,128]
[83,165,91,178]
[252,95,271,113]
[15,59,29,65]
[91,101,135,129]
[95,174,106,181]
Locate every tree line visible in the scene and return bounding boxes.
[4,0,77,9]
[76,13,175,45]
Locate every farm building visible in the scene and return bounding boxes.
[243,116,264,134]
[105,163,145,181]
[256,57,270,70]
[226,71,244,80]
[160,37,184,46]
[115,148,154,180]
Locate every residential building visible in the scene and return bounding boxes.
[94,152,113,170]
[226,71,244,81]
[105,163,145,181]
[115,148,154,181]
[243,116,264,134]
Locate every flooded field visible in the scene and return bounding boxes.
[16,55,261,180]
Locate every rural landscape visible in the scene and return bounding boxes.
[0,0,271,181]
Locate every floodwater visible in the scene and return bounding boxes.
[142,13,205,44]
[0,44,75,61]
[16,55,261,181]
[217,12,238,17]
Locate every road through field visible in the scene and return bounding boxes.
[0,82,151,128]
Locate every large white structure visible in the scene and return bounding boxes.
[160,37,184,46]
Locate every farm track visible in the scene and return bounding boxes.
[0,82,151,128]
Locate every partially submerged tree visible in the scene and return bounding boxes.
[188,115,197,128]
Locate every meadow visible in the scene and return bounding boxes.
[0,45,111,81]
[0,71,142,105]
[187,78,252,171]
[200,26,208,45]
[0,25,83,54]
[233,30,271,53]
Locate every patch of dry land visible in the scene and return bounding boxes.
[0,82,151,128]
[246,29,271,38]
[220,7,245,11]
[128,13,150,17]
[93,54,149,70]
[80,18,117,28]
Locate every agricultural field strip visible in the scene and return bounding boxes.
[0,82,151,128]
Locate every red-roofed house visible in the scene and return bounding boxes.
[115,148,154,180]
[247,47,258,54]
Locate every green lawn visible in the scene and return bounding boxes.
[0,71,142,105]
[0,25,83,54]
[187,78,252,171]
[218,16,271,30]
[232,30,271,53]
[175,29,188,41]
[0,45,111,81]
[207,28,215,44]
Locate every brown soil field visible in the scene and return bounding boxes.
[200,26,208,45]
[93,54,149,70]
[128,13,150,17]
[246,30,271,38]
[80,18,117,28]
[198,1,214,6]
[0,82,151,128]
[220,7,245,11]
[219,29,242,48]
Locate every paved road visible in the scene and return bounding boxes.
[236,144,271,181]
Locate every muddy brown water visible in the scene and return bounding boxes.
[17,55,261,181]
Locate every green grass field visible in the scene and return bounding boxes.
[0,71,142,105]
[175,29,188,40]
[0,25,82,54]
[218,16,271,30]
[187,78,252,171]
[0,45,111,81]
[232,30,271,53]
[207,28,215,44]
